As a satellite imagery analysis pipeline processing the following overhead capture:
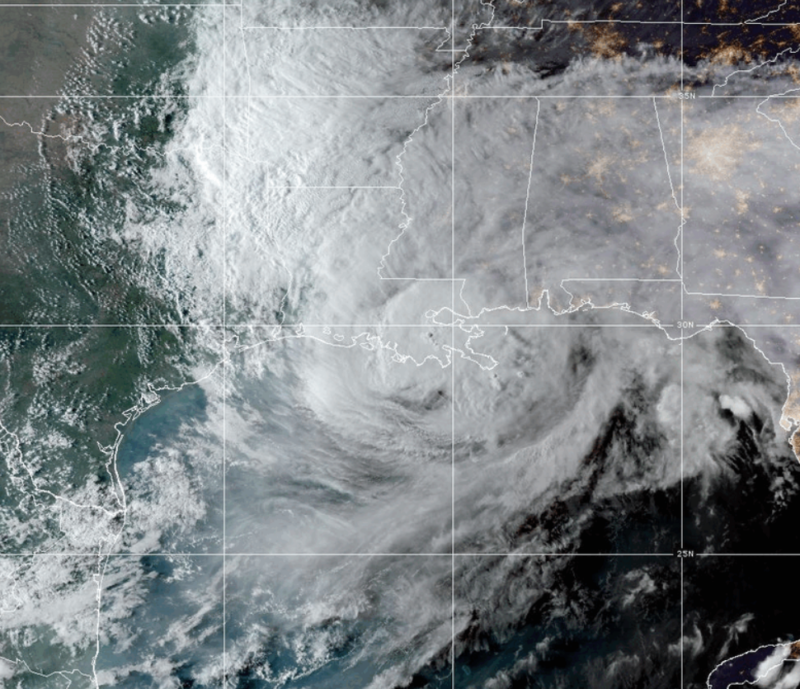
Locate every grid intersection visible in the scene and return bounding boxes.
[680,0,685,684]
[1,2,796,685]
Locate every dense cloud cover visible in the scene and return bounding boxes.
[2,1,800,688]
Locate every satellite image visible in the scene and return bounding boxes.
[1,0,800,687]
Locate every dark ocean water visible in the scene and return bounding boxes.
[707,644,777,688]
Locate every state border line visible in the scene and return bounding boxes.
[237,21,800,29]
[485,20,800,28]
[0,6,792,26]
[3,4,800,685]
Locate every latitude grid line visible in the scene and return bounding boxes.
[1,551,795,557]
[1,8,794,26]
[2,322,800,328]
[0,3,241,5]
[7,95,800,98]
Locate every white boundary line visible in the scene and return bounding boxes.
[653,97,684,279]
[745,0,790,24]
[241,24,448,30]
[222,3,228,683]
[756,86,800,150]
[679,0,686,684]
[0,350,226,686]
[235,20,800,29]
[4,3,800,685]
[520,98,541,309]
[0,551,679,557]
[4,321,800,328]
[706,642,800,689]
[450,0,456,684]
[5,551,799,557]
[0,3,239,5]
[0,94,771,99]
[9,94,800,99]
[485,20,800,27]
[711,45,800,97]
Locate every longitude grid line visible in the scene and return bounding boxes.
[450,1,456,686]
[222,2,228,685]
[0,551,679,557]
[680,0,685,684]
